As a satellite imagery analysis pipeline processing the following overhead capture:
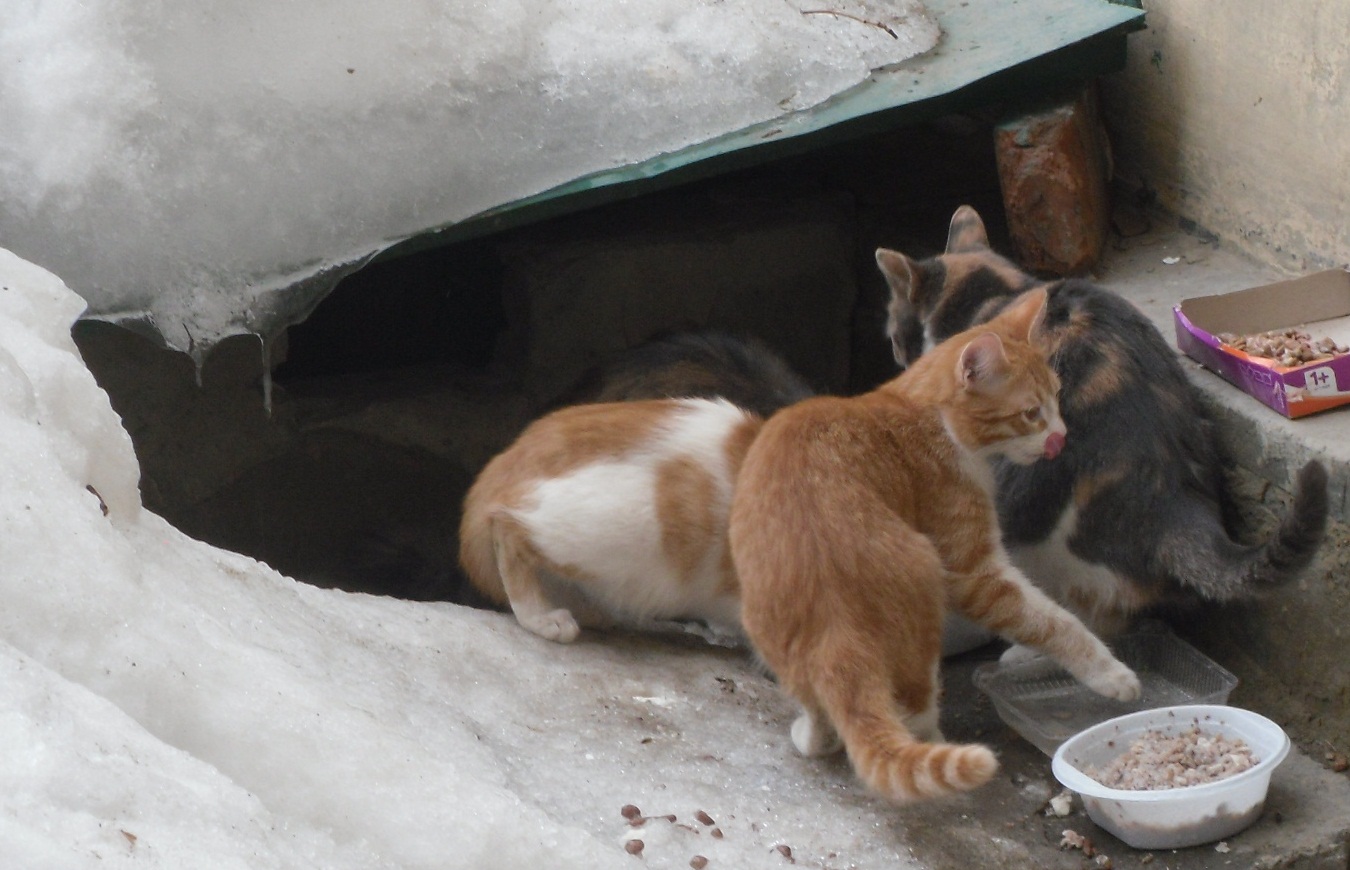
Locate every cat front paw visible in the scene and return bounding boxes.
[520,608,581,643]
[999,643,1044,665]
[1084,660,1142,702]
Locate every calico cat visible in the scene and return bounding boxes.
[459,397,759,642]
[877,205,1329,637]
[729,288,1141,802]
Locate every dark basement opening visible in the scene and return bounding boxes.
[72,116,1008,607]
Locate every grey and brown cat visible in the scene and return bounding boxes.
[877,205,1329,637]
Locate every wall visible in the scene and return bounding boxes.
[1101,0,1350,273]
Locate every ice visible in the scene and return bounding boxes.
[1,247,930,868]
[0,0,938,361]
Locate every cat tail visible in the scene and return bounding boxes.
[456,496,509,606]
[815,670,999,802]
[1166,459,1330,601]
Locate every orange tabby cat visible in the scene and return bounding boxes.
[459,397,759,642]
[729,287,1141,802]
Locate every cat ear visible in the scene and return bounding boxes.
[946,205,990,254]
[998,287,1050,343]
[875,248,924,304]
[956,332,1008,391]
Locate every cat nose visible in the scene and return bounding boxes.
[1043,430,1066,460]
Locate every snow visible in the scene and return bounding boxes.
[0,248,931,869]
[0,0,938,361]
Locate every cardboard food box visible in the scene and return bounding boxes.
[1174,269,1350,418]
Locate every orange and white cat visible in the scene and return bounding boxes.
[729,286,1141,802]
[459,397,759,642]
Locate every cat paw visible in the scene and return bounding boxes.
[791,712,843,757]
[520,609,581,643]
[1084,660,1142,702]
[904,707,944,743]
[999,643,1044,665]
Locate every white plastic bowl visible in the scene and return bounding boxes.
[1051,704,1290,850]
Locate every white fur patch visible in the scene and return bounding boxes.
[940,414,997,495]
[513,399,746,630]
[922,324,940,357]
[1008,504,1131,628]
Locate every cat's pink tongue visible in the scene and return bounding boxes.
[1043,431,1066,460]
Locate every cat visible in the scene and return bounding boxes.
[585,330,1014,656]
[458,396,760,642]
[510,329,1021,655]
[877,204,1329,638]
[565,330,815,419]
[728,287,1142,802]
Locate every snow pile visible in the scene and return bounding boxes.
[0,248,927,869]
[0,0,938,360]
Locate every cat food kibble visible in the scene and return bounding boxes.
[1086,725,1258,790]
[1216,328,1349,368]
[1059,829,1096,857]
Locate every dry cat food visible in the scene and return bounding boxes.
[1216,327,1350,368]
[1087,725,1259,790]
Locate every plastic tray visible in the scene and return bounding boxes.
[972,622,1238,755]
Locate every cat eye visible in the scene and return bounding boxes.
[1022,407,1042,423]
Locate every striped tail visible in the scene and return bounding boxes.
[816,672,998,802]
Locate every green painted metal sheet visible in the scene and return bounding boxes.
[384,0,1144,257]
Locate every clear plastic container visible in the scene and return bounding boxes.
[972,621,1238,755]
[1051,704,1290,849]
